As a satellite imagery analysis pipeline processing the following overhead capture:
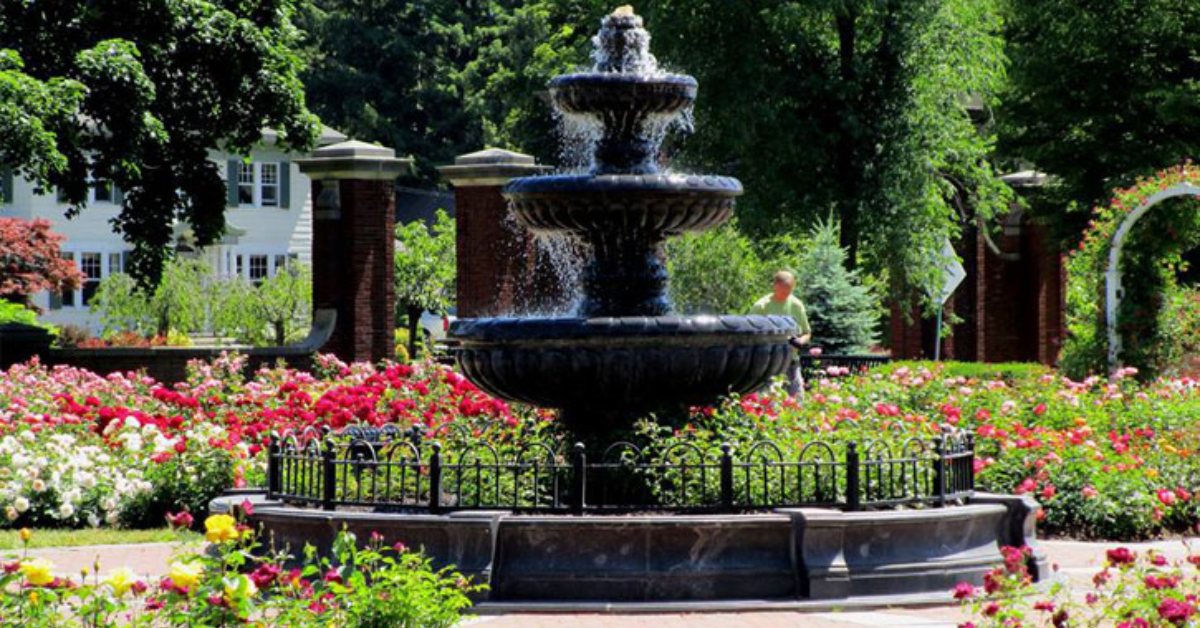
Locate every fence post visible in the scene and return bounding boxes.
[933,435,947,507]
[720,442,734,510]
[267,434,280,499]
[966,432,976,494]
[845,441,860,511]
[572,442,586,514]
[322,439,337,511]
[429,442,443,514]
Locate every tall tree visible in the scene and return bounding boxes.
[300,0,516,182]
[0,1,318,285]
[999,0,1200,240]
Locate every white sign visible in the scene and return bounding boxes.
[932,238,966,305]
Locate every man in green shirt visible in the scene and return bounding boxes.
[750,270,812,397]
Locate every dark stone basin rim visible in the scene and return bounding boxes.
[549,72,698,89]
[503,174,742,197]
[453,334,792,350]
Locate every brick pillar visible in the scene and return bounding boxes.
[438,149,553,317]
[297,141,410,363]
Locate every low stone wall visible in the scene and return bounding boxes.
[0,310,335,383]
[44,346,314,383]
[212,492,1043,603]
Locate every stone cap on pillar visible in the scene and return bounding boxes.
[295,140,412,180]
[438,148,551,187]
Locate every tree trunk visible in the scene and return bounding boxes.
[407,305,422,359]
[836,10,860,270]
[274,320,286,346]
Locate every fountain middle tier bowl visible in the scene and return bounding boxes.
[550,72,697,117]
[451,315,796,418]
[503,173,742,235]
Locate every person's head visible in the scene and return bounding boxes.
[772,270,795,300]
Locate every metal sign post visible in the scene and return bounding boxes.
[931,239,966,361]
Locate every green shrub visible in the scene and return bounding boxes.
[0,301,57,336]
[666,221,766,314]
[877,360,1051,383]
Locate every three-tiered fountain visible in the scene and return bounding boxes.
[451,6,796,434]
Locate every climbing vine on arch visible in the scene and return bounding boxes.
[1062,163,1200,378]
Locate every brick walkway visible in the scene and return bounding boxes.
[15,537,1198,627]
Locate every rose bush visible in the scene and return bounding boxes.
[957,543,1200,627]
[0,352,528,530]
[0,513,478,626]
[657,360,1200,539]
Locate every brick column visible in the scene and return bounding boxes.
[297,141,410,363]
[439,149,554,317]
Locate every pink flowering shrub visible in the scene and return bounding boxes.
[957,544,1200,627]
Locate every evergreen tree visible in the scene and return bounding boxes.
[793,222,880,354]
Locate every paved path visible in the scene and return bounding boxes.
[11,537,1199,627]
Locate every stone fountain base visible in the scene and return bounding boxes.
[211,493,1046,605]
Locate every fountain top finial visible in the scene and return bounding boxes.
[611,5,635,17]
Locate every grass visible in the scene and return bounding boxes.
[0,527,201,550]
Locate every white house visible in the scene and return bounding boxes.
[0,126,347,331]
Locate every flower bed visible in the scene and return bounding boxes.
[666,360,1200,539]
[3,354,1200,540]
[0,353,528,530]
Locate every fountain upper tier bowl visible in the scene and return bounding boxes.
[452,315,795,428]
[550,72,697,118]
[503,173,741,235]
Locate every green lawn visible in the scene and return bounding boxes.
[0,527,201,550]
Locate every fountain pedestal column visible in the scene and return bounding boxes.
[296,140,410,363]
[439,149,560,317]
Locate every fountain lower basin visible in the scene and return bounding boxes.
[452,315,795,428]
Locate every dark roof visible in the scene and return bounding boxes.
[395,185,455,226]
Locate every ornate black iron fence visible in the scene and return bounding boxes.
[266,426,973,514]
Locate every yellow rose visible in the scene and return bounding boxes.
[20,558,55,587]
[168,562,202,590]
[204,514,239,544]
[223,574,258,602]
[18,528,32,543]
[104,567,136,597]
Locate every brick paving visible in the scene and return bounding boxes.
[16,537,1199,627]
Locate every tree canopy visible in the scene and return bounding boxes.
[0,0,319,285]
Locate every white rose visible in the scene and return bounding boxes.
[105,511,120,525]
[31,479,46,492]
[13,497,29,513]
[58,503,75,518]
[124,416,141,430]
[4,506,16,521]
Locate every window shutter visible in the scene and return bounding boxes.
[1,167,12,204]
[279,161,290,209]
[113,184,124,205]
[227,158,240,207]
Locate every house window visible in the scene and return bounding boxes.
[238,163,256,206]
[108,252,122,276]
[54,252,75,309]
[249,255,269,284]
[93,180,113,203]
[235,162,282,208]
[274,255,288,275]
[260,163,279,207]
[80,253,102,306]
